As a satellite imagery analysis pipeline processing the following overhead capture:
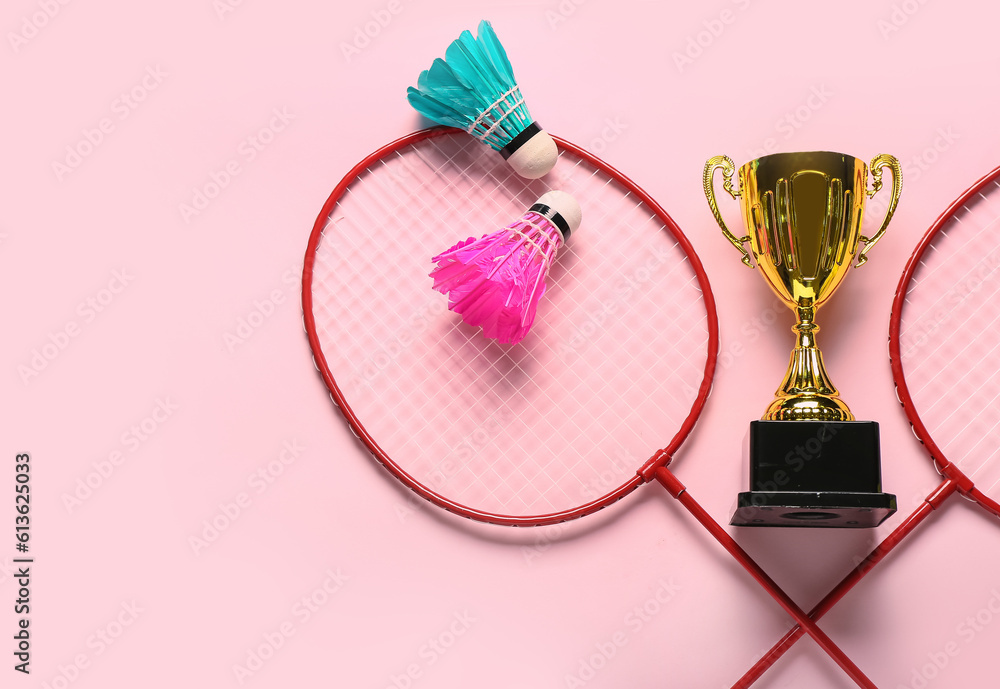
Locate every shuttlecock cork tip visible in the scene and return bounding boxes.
[505,128,558,179]
[532,191,582,240]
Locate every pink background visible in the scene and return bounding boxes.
[3,1,1000,687]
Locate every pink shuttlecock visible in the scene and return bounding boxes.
[430,191,582,345]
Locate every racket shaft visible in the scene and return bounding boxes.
[733,479,959,688]
[653,468,877,689]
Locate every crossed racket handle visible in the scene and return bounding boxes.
[648,455,1000,688]
[651,466,877,688]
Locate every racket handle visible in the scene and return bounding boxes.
[732,478,958,688]
[704,155,753,268]
[653,467,878,689]
[857,154,902,267]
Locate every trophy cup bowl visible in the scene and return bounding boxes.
[704,151,901,527]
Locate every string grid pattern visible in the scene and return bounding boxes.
[309,132,709,517]
[900,180,1000,497]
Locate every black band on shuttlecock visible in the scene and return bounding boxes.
[529,202,572,240]
[499,121,542,159]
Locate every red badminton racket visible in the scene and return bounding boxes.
[302,127,879,687]
[734,164,1000,687]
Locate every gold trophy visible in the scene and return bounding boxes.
[704,151,901,527]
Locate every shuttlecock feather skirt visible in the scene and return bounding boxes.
[430,212,565,345]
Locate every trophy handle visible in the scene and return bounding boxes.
[704,155,753,268]
[857,154,902,267]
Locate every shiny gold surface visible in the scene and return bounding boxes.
[703,155,752,267]
[704,151,901,421]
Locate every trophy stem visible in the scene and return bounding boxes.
[762,306,855,422]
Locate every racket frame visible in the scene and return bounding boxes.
[301,127,719,527]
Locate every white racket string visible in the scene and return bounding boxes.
[306,130,712,522]
[899,175,1000,499]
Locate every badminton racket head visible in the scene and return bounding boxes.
[303,127,717,526]
[890,164,1000,518]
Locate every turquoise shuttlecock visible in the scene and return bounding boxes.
[407,20,558,179]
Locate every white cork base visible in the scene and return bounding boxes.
[536,190,582,236]
[506,130,558,179]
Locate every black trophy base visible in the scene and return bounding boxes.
[731,491,897,527]
[730,420,897,529]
